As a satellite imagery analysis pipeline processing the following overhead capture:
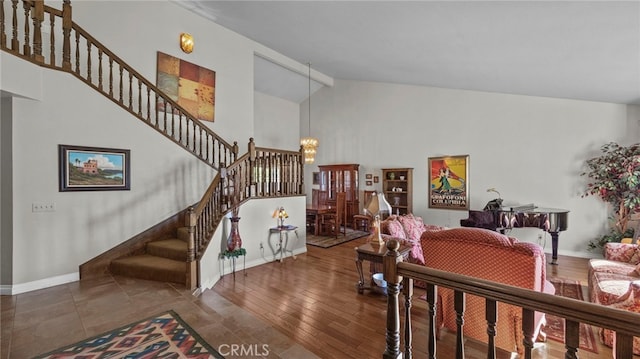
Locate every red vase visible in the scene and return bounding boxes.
[227,217,242,251]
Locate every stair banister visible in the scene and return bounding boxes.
[3,1,306,290]
[2,0,237,171]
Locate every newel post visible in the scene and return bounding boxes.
[383,239,403,359]
[185,206,197,290]
[61,0,71,71]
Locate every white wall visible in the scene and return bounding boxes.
[200,196,307,290]
[1,0,306,292]
[254,92,301,151]
[303,79,640,258]
[1,96,13,286]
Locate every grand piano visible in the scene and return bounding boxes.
[461,205,569,265]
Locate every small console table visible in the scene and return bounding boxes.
[220,248,247,279]
[268,225,298,262]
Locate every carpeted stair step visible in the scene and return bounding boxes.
[146,239,188,261]
[110,254,186,284]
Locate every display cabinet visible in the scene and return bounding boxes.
[382,168,413,215]
[318,164,360,226]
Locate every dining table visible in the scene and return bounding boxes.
[306,204,336,235]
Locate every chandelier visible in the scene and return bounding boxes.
[301,62,318,164]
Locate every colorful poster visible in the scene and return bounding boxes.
[428,155,469,210]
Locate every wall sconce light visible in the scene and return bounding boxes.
[180,33,194,54]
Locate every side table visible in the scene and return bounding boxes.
[268,225,298,262]
[354,239,411,294]
[220,248,247,279]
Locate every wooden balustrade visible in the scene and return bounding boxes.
[185,138,304,288]
[0,0,236,171]
[2,1,307,290]
[383,239,640,359]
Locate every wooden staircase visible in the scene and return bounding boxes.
[1,0,305,290]
[111,229,189,284]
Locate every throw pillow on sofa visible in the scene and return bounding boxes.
[398,214,426,242]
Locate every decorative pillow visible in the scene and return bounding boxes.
[382,218,407,240]
[604,242,638,263]
[423,224,448,231]
[398,214,425,242]
[635,262,640,276]
[631,247,640,265]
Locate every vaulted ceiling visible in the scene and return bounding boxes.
[174,1,640,105]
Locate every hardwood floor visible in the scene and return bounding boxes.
[0,234,619,358]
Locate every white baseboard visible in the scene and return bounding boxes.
[4,247,311,295]
[2,272,79,295]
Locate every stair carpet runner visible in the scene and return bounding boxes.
[110,227,189,284]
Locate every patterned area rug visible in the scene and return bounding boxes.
[546,278,599,353]
[34,310,224,358]
[306,227,370,248]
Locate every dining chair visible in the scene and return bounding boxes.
[319,192,346,238]
[353,190,376,231]
[307,189,321,234]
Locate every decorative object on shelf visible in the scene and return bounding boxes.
[272,206,289,227]
[581,142,640,250]
[300,62,319,164]
[156,51,215,122]
[428,155,469,210]
[58,144,131,192]
[179,32,194,53]
[382,168,413,215]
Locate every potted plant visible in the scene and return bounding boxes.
[581,142,640,250]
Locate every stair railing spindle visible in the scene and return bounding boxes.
[21,1,29,56]
[10,0,17,50]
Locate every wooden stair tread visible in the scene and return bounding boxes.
[111,254,185,284]
[146,239,188,261]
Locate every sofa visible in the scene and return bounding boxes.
[588,242,640,354]
[420,227,555,356]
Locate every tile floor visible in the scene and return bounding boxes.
[1,274,318,359]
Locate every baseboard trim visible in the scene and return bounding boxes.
[2,272,79,295]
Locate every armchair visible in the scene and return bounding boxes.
[588,242,640,354]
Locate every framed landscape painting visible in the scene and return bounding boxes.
[428,155,469,210]
[59,145,131,191]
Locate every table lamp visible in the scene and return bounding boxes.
[272,206,288,227]
[364,192,392,244]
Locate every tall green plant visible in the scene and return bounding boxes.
[581,142,640,248]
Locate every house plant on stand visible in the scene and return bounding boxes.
[582,142,640,250]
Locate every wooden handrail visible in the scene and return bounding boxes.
[383,239,640,359]
[2,1,307,290]
[1,0,236,170]
[184,138,304,288]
